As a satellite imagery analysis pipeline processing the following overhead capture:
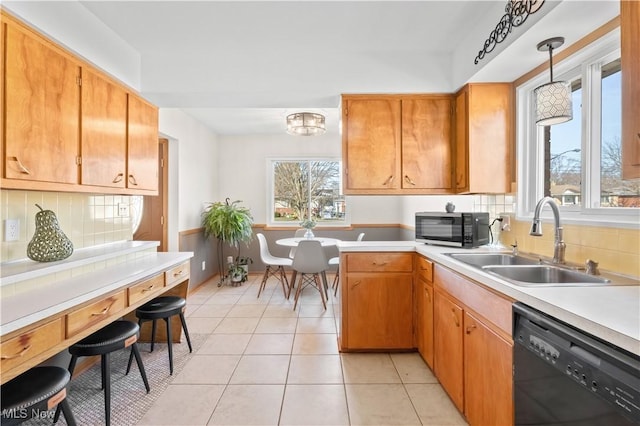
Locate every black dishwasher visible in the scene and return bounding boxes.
[513,303,640,425]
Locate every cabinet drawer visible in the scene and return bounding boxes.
[66,291,126,338]
[165,262,190,287]
[128,274,164,306]
[1,318,63,372]
[416,256,434,283]
[346,253,413,272]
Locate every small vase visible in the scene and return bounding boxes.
[304,228,314,239]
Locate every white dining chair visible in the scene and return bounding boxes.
[330,232,364,296]
[288,228,307,259]
[291,240,329,310]
[256,233,292,299]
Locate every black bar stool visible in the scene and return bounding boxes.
[127,296,192,375]
[1,366,76,426]
[55,320,150,426]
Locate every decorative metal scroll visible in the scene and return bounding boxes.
[474,0,545,65]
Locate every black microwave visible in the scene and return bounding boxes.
[415,212,490,248]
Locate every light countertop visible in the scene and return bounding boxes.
[337,241,640,355]
[1,251,193,336]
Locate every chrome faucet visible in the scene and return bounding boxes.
[530,197,566,264]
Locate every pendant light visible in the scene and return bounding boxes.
[286,112,326,136]
[534,37,573,126]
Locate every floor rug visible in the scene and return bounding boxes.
[22,333,206,426]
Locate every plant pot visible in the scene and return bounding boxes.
[304,229,314,239]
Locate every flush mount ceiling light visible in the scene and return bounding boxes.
[534,36,573,126]
[286,112,326,136]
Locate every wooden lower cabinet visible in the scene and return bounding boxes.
[345,273,413,349]
[416,256,435,369]
[464,311,513,426]
[434,290,464,412]
[339,252,414,350]
[434,263,514,426]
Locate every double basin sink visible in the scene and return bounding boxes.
[446,253,637,287]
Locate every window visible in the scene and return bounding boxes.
[268,159,347,226]
[516,30,639,226]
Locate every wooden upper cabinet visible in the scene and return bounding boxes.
[343,97,401,192]
[127,94,159,191]
[3,20,79,184]
[621,0,640,179]
[80,68,128,188]
[1,11,159,195]
[342,94,453,195]
[402,97,453,191]
[455,83,512,193]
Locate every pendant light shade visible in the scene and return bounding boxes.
[534,81,572,125]
[286,112,326,136]
[534,37,572,126]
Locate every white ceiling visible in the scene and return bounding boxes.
[12,1,619,136]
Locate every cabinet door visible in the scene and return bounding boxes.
[4,23,79,183]
[346,273,413,349]
[418,280,435,369]
[127,94,158,191]
[343,98,401,191]
[402,97,453,190]
[423,284,434,369]
[621,0,640,179]
[81,68,127,188]
[464,311,513,426]
[454,89,469,192]
[434,290,464,412]
[455,84,512,194]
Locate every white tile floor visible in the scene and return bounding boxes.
[137,273,468,425]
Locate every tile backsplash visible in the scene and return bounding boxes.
[500,217,640,278]
[473,194,639,278]
[1,190,134,262]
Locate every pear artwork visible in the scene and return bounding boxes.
[27,204,74,262]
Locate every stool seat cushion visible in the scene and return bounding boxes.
[70,320,139,356]
[1,366,70,411]
[136,296,186,320]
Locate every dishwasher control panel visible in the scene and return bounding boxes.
[514,303,640,424]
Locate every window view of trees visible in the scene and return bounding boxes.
[544,60,639,209]
[272,160,346,223]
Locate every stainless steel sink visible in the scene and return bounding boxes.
[445,252,638,287]
[482,265,611,287]
[447,253,538,267]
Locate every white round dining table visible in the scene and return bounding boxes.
[275,237,341,247]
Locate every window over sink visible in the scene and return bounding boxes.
[516,29,639,227]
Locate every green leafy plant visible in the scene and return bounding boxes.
[202,198,254,285]
[300,218,317,229]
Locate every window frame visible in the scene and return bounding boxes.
[266,157,349,228]
[516,29,639,228]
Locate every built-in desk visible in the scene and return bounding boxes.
[0,244,193,384]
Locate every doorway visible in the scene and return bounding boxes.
[134,138,168,251]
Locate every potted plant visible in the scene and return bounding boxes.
[300,218,317,239]
[202,198,254,286]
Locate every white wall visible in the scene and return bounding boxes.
[159,109,219,251]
